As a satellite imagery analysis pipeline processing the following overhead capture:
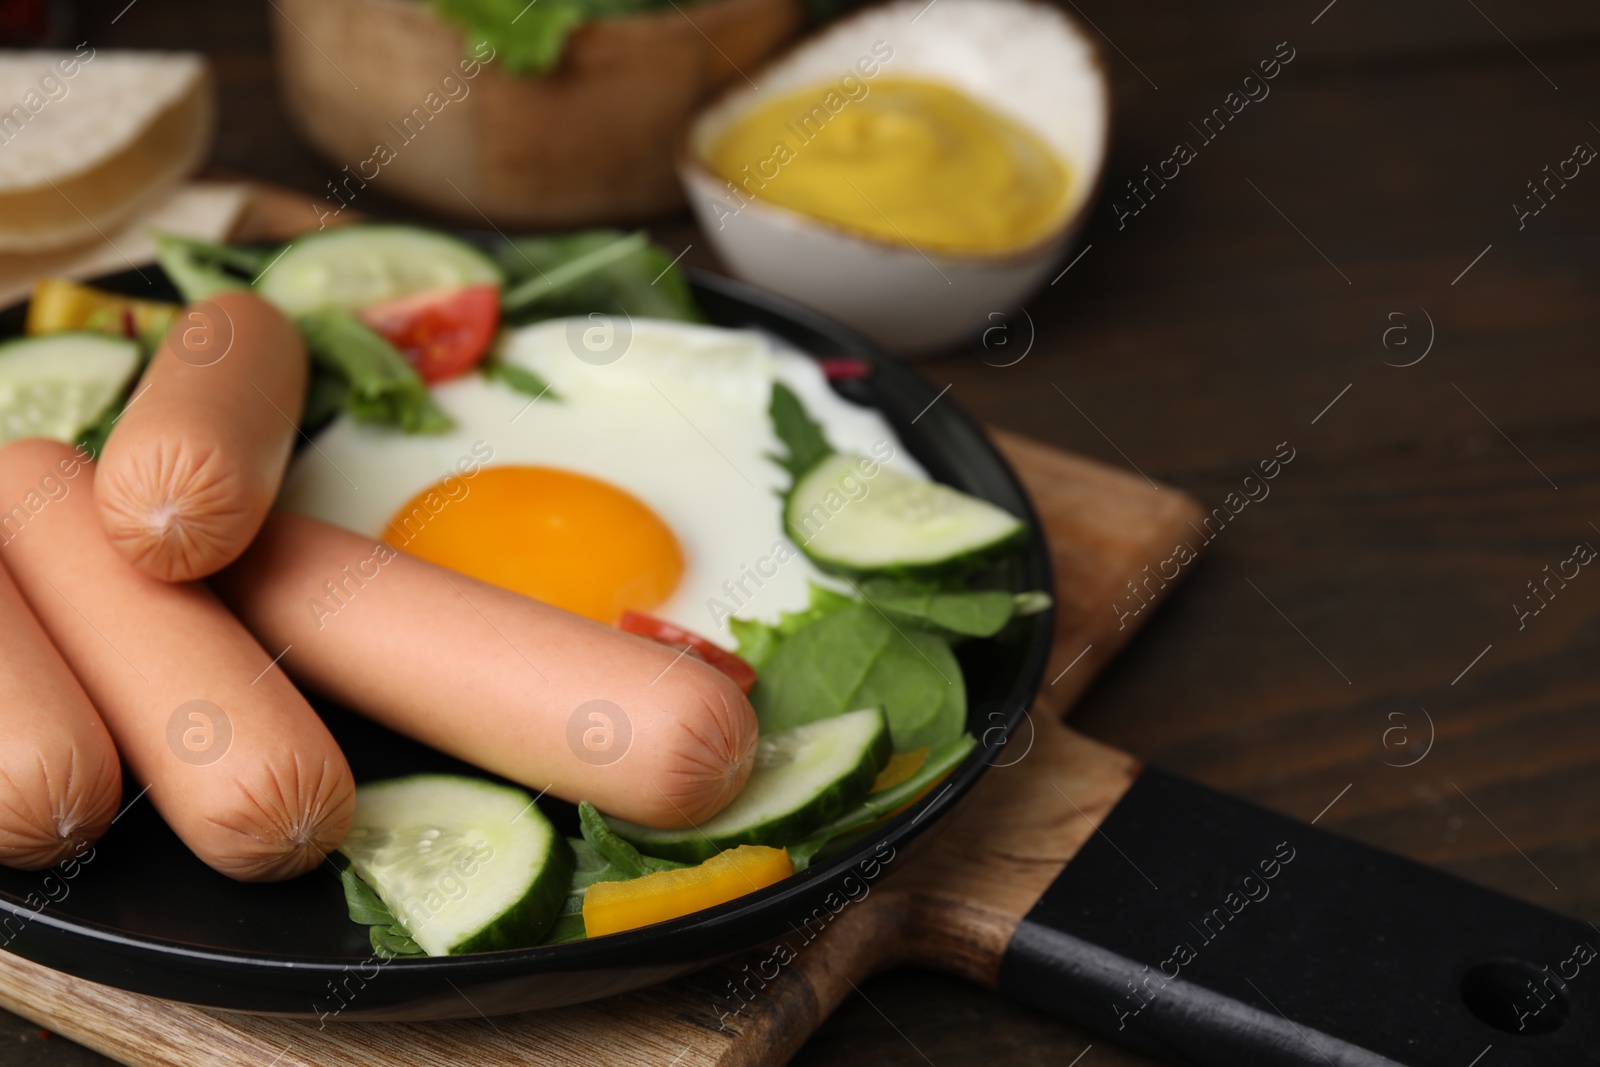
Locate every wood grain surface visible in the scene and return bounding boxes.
[5,1,1599,1064]
[0,424,1189,1067]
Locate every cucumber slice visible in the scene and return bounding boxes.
[254,225,504,316]
[0,333,140,446]
[608,707,892,863]
[338,775,573,956]
[786,453,1026,576]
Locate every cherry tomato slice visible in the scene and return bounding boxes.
[618,611,758,695]
[359,284,500,383]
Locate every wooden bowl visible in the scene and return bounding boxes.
[270,0,802,227]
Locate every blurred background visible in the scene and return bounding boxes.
[3,1,1599,1063]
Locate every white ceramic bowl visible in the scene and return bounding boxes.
[678,0,1109,356]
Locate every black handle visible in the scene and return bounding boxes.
[996,769,1599,1066]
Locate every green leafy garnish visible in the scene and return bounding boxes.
[855,579,1044,639]
[301,364,353,437]
[578,801,652,880]
[752,600,966,753]
[153,236,248,303]
[540,803,687,945]
[729,582,852,668]
[430,0,588,74]
[76,400,123,459]
[481,356,557,401]
[339,864,425,958]
[153,233,272,276]
[496,230,700,322]
[768,381,834,483]
[297,310,453,434]
[429,0,720,75]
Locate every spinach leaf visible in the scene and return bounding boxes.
[767,381,833,482]
[751,601,965,752]
[729,617,782,671]
[298,309,453,434]
[728,582,853,668]
[854,578,1031,639]
[544,910,589,945]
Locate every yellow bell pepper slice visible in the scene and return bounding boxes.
[871,747,928,793]
[582,845,794,938]
[26,277,177,347]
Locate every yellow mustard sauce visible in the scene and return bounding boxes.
[707,77,1071,255]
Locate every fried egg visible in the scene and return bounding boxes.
[277,318,924,647]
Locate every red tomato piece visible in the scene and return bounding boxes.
[618,611,758,695]
[359,284,500,383]
[817,356,872,381]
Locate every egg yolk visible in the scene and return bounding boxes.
[383,466,685,624]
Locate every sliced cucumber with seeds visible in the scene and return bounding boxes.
[786,453,1026,577]
[0,333,140,446]
[607,706,891,864]
[255,225,504,316]
[338,775,572,956]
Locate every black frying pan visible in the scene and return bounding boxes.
[0,264,1055,1020]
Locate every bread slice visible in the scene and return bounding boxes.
[0,51,214,253]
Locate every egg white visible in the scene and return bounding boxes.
[277,318,925,647]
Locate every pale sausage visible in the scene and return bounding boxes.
[0,440,354,882]
[96,290,307,582]
[213,512,758,829]
[0,539,122,871]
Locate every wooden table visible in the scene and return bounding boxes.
[11,2,1600,1064]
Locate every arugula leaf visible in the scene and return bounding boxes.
[496,231,700,322]
[751,601,965,752]
[855,578,1032,639]
[298,310,453,434]
[370,924,425,958]
[156,232,272,276]
[301,364,352,437]
[789,734,977,870]
[340,864,392,925]
[339,864,426,958]
[154,236,247,303]
[481,356,558,402]
[578,801,651,879]
[767,381,834,482]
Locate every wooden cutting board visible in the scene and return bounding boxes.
[0,429,1202,1066]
